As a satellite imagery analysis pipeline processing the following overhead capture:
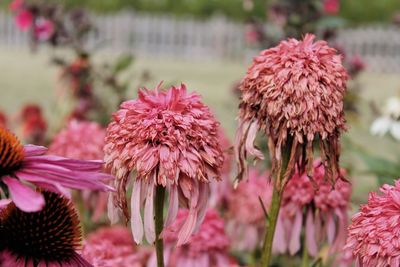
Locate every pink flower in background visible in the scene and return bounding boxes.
[14,10,33,31]
[324,0,340,15]
[273,161,351,257]
[226,168,273,251]
[49,119,108,221]
[49,120,105,161]
[236,33,347,185]
[9,0,24,11]
[348,55,366,77]
[0,127,113,212]
[104,83,224,245]
[148,209,236,267]
[344,180,400,266]
[82,226,151,267]
[34,19,55,41]
[18,104,47,145]
[209,127,233,208]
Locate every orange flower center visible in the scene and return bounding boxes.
[0,127,24,177]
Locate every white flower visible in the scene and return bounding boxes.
[371,96,400,141]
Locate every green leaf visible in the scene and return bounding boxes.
[113,54,134,74]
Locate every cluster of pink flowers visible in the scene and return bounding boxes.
[274,161,351,256]
[344,180,400,266]
[323,0,340,15]
[226,168,273,251]
[105,84,223,245]
[147,209,236,267]
[82,226,151,267]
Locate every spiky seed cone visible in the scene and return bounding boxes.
[1,191,82,264]
[0,128,24,177]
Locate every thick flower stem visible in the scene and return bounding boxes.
[155,185,166,267]
[260,144,292,267]
[301,237,309,267]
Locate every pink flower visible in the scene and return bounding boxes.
[105,83,224,245]
[17,104,47,145]
[147,209,236,267]
[82,226,151,267]
[226,168,273,250]
[0,127,113,213]
[34,19,54,41]
[344,180,400,266]
[235,33,348,186]
[324,0,340,15]
[348,55,366,77]
[49,120,105,161]
[9,0,24,11]
[0,191,92,267]
[273,161,351,257]
[15,9,33,31]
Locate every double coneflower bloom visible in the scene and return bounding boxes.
[104,83,223,245]
[0,127,112,212]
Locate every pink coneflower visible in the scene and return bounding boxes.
[147,209,236,267]
[49,119,108,221]
[227,168,273,251]
[18,104,47,145]
[273,161,351,256]
[323,0,340,15]
[344,180,400,266]
[235,33,348,185]
[104,83,223,245]
[49,120,105,161]
[34,18,55,41]
[0,127,112,212]
[0,191,91,267]
[14,9,33,31]
[209,127,233,208]
[82,226,151,267]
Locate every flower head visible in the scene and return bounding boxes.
[226,168,273,250]
[0,191,91,267]
[0,127,112,212]
[274,161,351,256]
[82,226,151,267]
[236,33,347,185]
[49,120,105,161]
[344,180,400,266]
[105,83,223,245]
[147,209,235,267]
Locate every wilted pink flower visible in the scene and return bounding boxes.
[348,55,366,77]
[82,226,151,267]
[147,209,236,267]
[209,127,233,208]
[17,104,47,145]
[324,0,340,15]
[344,180,400,266]
[273,161,351,257]
[235,33,348,186]
[49,120,105,161]
[104,84,223,245]
[49,119,108,221]
[0,127,113,212]
[226,168,273,250]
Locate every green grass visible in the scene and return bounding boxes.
[1,46,400,202]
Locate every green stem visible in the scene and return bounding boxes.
[155,186,165,267]
[301,235,309,267]
[260,143,292,267]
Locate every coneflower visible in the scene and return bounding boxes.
[104,83,223,267]
[0,127,113,212]
[0,191,92,267]
[235,33,348,265]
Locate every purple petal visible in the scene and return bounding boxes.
[23,144,47,157]
[289,209,303,255]
[131,179,144,244]
[3,177,45,212]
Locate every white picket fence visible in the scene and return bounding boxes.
[1,11,400,72]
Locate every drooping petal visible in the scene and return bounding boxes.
[289,209,303,255]
[306,208,318,256]
[3,177,45,212]
[131,179,144,244]
[144,179,156,244]
[165,184,179,227]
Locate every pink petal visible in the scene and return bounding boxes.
[0,199,11,209]
[3,177,45,212]
[245,121,264,160]
[23,144,47,157]
[306,209,318,256]
[289,209,303,255]
[165,184,179,227]
[144,179,155,244]
[194,182,209,231]
[273,213,287,253]
[107,192,120,225]
[131,179,144,244]
[326,212,336,244]
[177,208,197,246]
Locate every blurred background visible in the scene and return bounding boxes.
[1,0,400,205]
